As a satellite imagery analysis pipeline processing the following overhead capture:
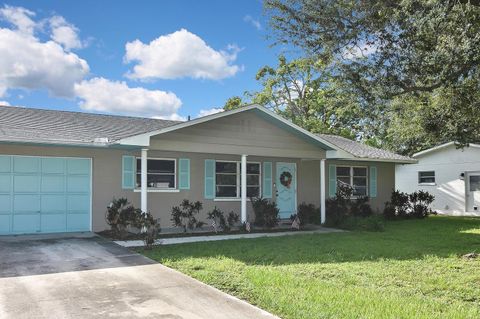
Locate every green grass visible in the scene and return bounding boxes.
[140,216,480,318]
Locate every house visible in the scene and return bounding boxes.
[396,142,480,216]
[0,104,414,235]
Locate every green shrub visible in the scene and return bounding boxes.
[384,190,435,220]
[297,202,321,225]
[133,211,160,249]
[171,199,204,232]
[251,197,279,228]
[325,183,374,227]
[207,207,240,232]
[105,197,139,238]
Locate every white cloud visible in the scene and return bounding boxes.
[124,28,241,80]
[0,5,89,97]
[342,42,378,60]
[49,15,83,51]
[0,100,10,106]
[243,15,261,30]
[197,107,224,118]
[0,5,36,35]
[74,77,182,118]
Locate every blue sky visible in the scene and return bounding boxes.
[0,0,283,119]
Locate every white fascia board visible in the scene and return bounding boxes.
[413,141,480,158]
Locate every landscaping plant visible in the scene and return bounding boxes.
[207,207,240,232]
[105,197,138,238]
[384,190,435,220]
[297,202,321,225]
[171,199,205,232]
[251,197,279,228]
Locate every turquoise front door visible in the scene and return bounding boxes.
[275,162,297,219]
[0,155,91,235]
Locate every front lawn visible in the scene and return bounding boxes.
[140,216,480,318]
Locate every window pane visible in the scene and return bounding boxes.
[247,174,259,185]
[247,186,260,197]
[216,162,237,173]
[337,177,351,186]
[216,174,237,186]
[353,167,367,176]
[419,171,435,183]
[470,176,480,192]
[353,177,367,187]
[246,163,260,174]
[336,167,350,176]
[216,186,237,197]
[353,186,367,196]
[136,159,175,174]
[136,174,175,188]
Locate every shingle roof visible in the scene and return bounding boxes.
[0,105,180,146]
[317,134,414,162]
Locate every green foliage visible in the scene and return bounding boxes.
[251,197,279,228]
[171,199,204,232]
[384,190,436,220]
[265,0,480,150]
[339,215,385,232]
[223,96,246,111]
[207,207,240,232]
[105,197,139,237]
[143,217,480,319]
[297,202,320,225]
[325,183,374,228]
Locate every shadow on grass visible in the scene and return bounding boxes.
[141,216,480,266]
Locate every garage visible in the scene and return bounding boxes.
[0,155,92,234]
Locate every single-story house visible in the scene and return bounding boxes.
[0,104,414,235]
[396,142,480,216]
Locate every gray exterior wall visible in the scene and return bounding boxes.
[0,147,395,233]
[0,144,326,231]
[326,160,396,213]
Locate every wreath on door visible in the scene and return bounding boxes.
[280,171,293,188]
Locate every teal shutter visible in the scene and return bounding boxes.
[122,156,135,189]
[178,158,190,190]
[369,166,377,198]
[328,164,337,198]
[262,162,273,198]
[204,159,215,199]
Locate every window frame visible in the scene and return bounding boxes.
[418,170,436,185]
[336,165,369,198]
[135,157,177,190]
[214,160,262,200]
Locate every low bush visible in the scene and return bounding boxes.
[171,199,205,232]
[251,197,279,228]
[384,190,435,220]
[325,183,374,228]
[105,197,140,238]
[297,202,321,225]
[207,207,240,232]
[133,211,160,249]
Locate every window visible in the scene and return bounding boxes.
[418,171,435,185]
[136,158,176,189]
[215,161,261,198]
[336,166,368,197]
[470,175,480,192]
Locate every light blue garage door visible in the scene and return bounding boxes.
[0,156,92,235]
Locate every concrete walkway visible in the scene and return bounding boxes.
[115,227,343,247]
[0,234,278,319]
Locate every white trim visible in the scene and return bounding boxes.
[241,154,247,223]
[320,159,326,224]
[133,189,180,193]
[135,156,177,190]
[213,198,252,202]
[413,142,480,158]
[336,165,369,197]
[214,160,262,199]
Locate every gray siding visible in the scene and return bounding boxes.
[150,111,327,159]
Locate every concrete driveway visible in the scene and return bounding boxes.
[0,234,277,319]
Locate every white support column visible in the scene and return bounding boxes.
[320,159,326,224]
[241,154,248,223]
[141,148,148,214]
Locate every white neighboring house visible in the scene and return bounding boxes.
[395,142,480,216]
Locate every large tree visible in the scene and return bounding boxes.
[223,55,377,138]
[265,0,480,148]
